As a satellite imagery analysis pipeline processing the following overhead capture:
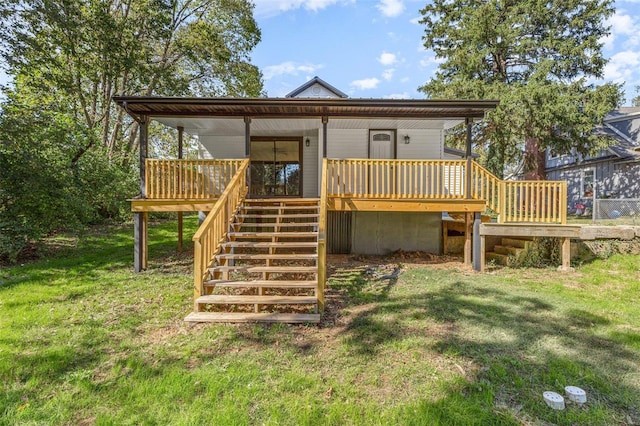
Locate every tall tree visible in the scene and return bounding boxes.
[419,0,622,179]
[0,0,263,166]
[633,87,640,107]
[0,0,263,259]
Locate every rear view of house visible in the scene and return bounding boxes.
[114,77,567,323]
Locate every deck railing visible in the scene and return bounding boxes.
[192,159,249,309]
[145,159,245,199]
[501,180,567,224]
[326,159,467,199]
[326,159,567,224]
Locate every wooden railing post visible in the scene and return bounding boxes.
[193,241,203,311]
[317,158,328,312]
[499,181,506,224]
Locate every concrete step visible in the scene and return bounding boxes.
[185,312,321,324]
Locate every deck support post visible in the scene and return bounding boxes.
[322,116,328,158]
[559,237,572,271]
[244,116,251,196]
[464,212,472,265]
[465,118,472,199]
[134,116,149,272]
[134,212,148,272]
[177,126,184,252]
[472,212,481,271]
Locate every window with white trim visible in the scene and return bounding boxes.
[582,169,594,198]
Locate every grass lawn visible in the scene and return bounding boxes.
[1,216,639,425]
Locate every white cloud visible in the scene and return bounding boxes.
[605,11,640,49]
[385,92,410,99]
[253,0,352,18]
[263,61,323,80]
[378,52,397,66]
[382,69,395,81]
[350,78,381,90]
[377,0,404,18]
[409,16,422,25]
[419,54,444,68]
[603,50,640,82]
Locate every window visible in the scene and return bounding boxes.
[582,169,594,198]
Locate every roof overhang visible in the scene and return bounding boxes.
[112,96,499,120]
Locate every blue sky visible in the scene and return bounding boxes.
[0,0,638,104]
[252,0,640,104]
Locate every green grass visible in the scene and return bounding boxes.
[1,216,639,425]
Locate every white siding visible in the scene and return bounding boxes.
[199,135,245,159]
[303,136,319,197]
[295,83,342,98]
[327,129,368,158]
[396,129,443,159]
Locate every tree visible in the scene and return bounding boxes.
[0,0,263,259]
[1,0,263,166]
[419,0,622,179]
[633,87,640,107]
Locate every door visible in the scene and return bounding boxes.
[369,130,394,196]
[250,138,302,197]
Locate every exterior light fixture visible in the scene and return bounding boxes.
[305,138,310,147]
[404,135,410,144]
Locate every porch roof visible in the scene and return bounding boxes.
[112,96,498,120]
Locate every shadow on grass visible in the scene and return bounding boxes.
[329,267,640,424]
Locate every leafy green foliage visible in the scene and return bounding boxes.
[0,0,263,258]
[419,0,622,178]
[0,100,137,260]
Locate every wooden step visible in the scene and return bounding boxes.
[244,198,320,204]
[221,241,317,249]
[236,214,318,219]
[209,265,317,274]
[216,253,318,261]
[494,245,522,256]
[242,205,319,211]
[204,279,318,289]
[185,312,321,323]
[233,222,318,228]
[228,231,317,238]
[486,252,509,265]
[196,295,317,305]
[501,238,532,249]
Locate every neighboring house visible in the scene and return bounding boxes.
[546,107,640,212]
[113,77,567,322]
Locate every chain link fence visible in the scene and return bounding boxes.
[594,199,640,224]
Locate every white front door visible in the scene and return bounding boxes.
[369,130,394,195]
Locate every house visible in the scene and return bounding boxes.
[114,77,567,323]
[546,107,640,214]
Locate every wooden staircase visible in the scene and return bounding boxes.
[485,236,533,266]
[185,198,322,323]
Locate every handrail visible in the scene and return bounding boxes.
[146,159,244,199]
[317,159,328,312]
[470,161,566,224]
[324,158,567,224]
[192,159,249,309]
[326,159,467,199]
[470,162,502,215]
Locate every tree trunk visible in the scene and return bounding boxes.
[523,136,546,180]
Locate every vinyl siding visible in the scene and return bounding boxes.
[198,135,245,159]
